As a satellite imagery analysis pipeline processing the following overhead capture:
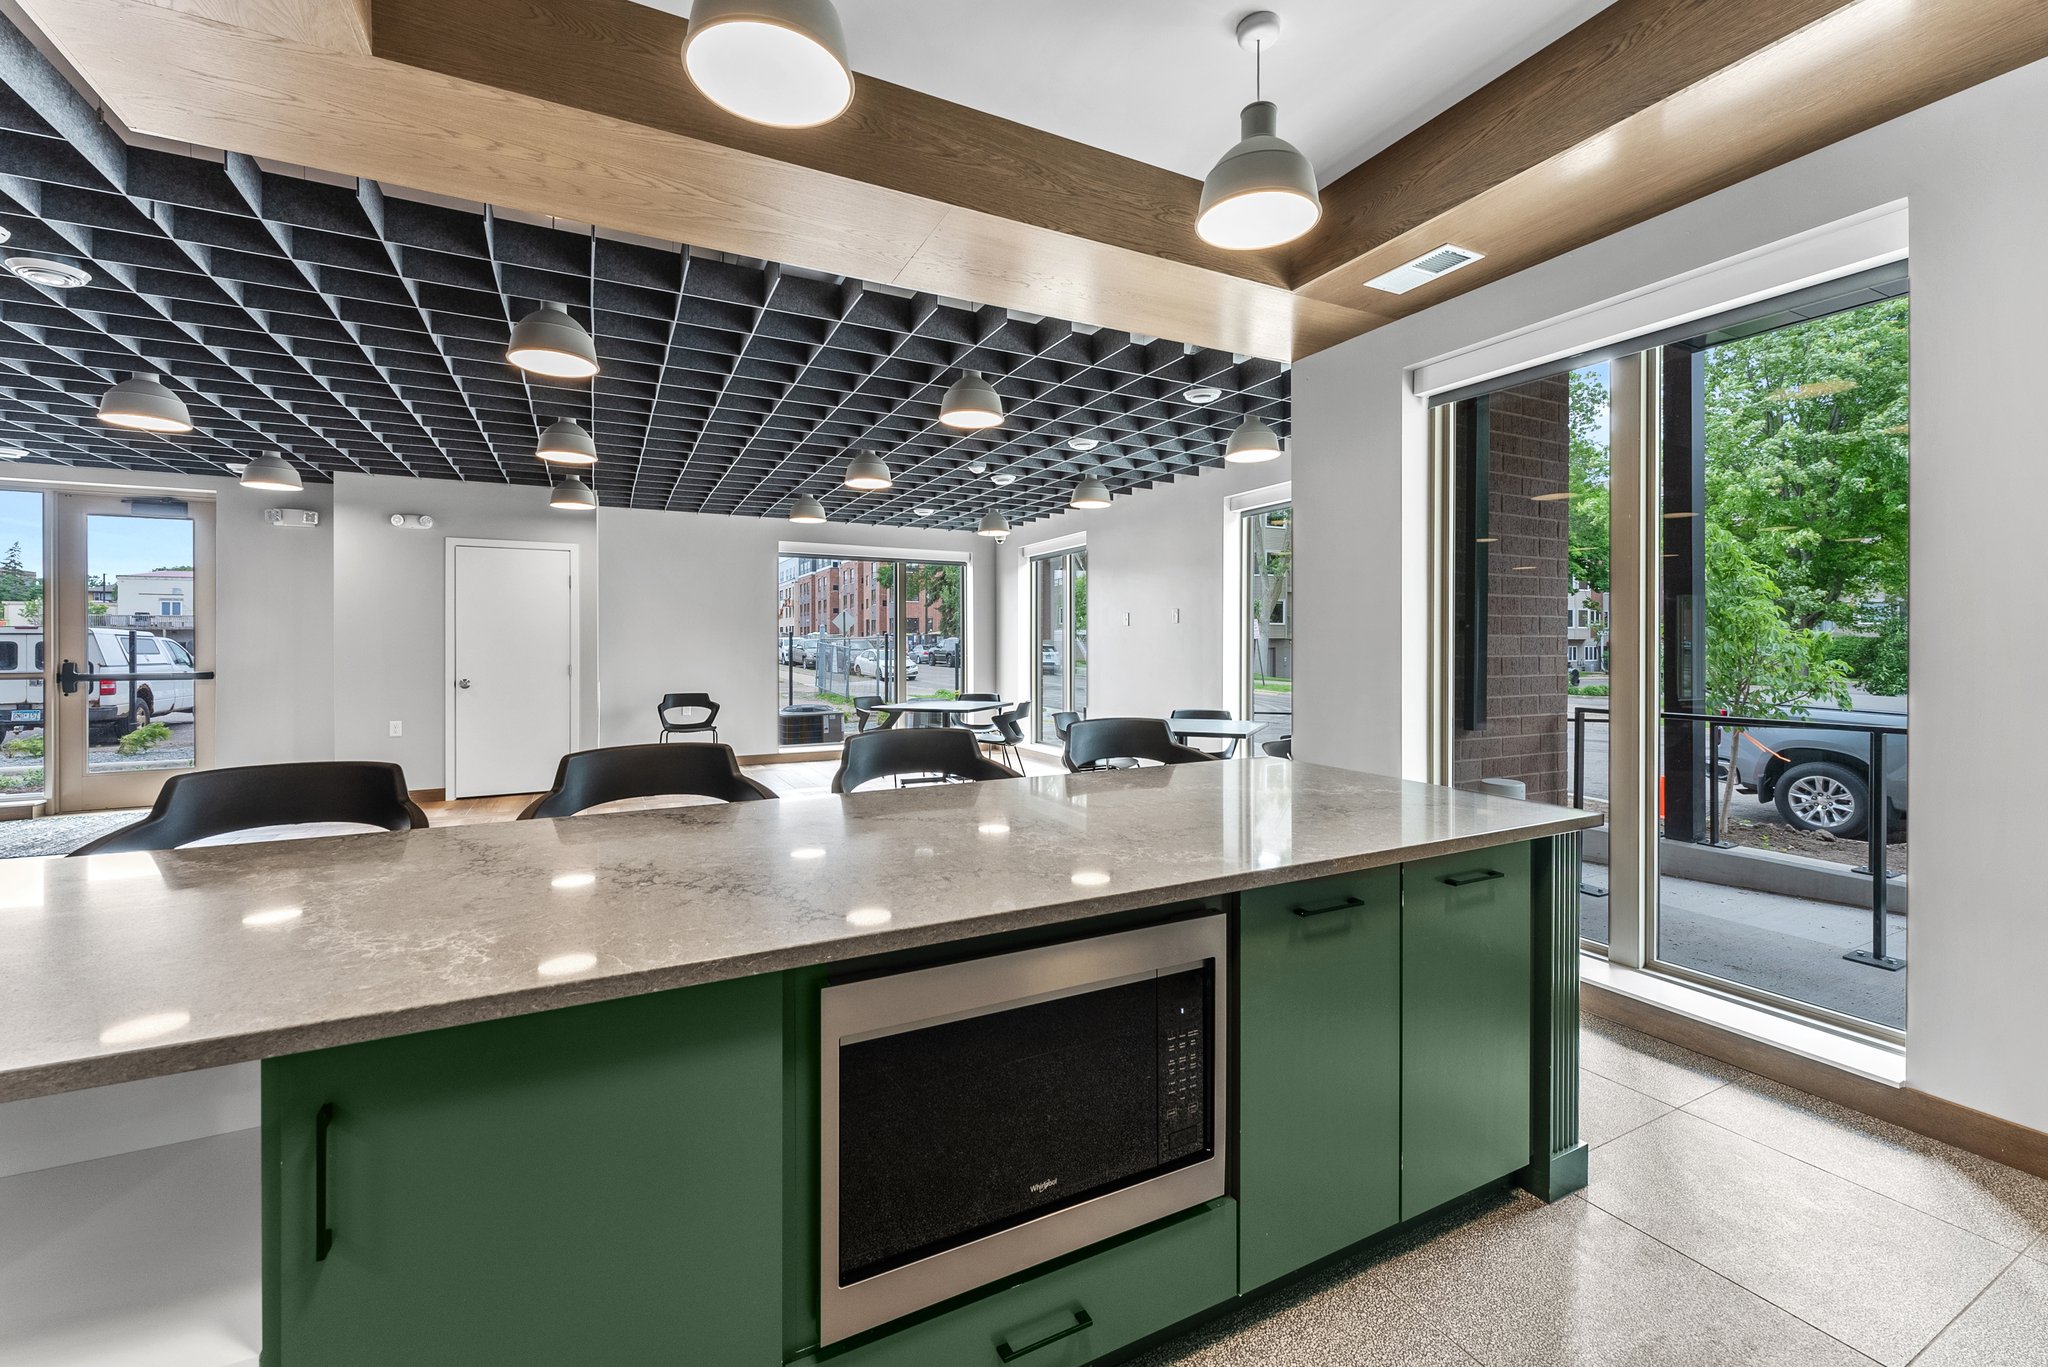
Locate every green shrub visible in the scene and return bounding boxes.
[1569,684,1611,697]
[0,767,43,791]
[3,735,43,758]
[117,721,172,756]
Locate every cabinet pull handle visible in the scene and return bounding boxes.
[1440,868,1504,888]
[996,1307,1092,1361]
[314,1102,335,1262]
[1293,895,1366,918]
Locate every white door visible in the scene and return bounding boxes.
[448,540,576,798]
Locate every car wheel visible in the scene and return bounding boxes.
[132,694,153,728]
[1774,760,1867,838]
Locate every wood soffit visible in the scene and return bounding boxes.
[17,0,2048,363]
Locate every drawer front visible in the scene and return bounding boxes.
[1237,868,1401,1291]
[1401,844,1534,1219]
[813,1200,1235,1367]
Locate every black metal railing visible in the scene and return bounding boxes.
[1569,706,1609,811]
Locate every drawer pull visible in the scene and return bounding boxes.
[996,1307,1092,1361]
[1293,895,1366,918]
[314,1102,335,1262]
[1440,868,1504,888]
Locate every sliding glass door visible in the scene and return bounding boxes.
[1242,504,1293,746]
[774,553,968,745]
[1438,283,1910,1037]
[1032,547,1086,745]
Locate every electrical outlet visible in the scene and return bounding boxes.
[1174,608,1182,624]
[389,721,403,737]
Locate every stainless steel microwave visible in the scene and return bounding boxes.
[820,914,1228,1344]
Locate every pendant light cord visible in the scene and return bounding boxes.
[1254,41,1263,103]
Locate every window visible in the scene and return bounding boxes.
[774,554,965,745]
[1031,548,1087,745]
[1241,503,1292,745]
[159,599,182,616]
[0,642,15,670]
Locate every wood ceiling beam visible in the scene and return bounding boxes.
[13,0,2048,367]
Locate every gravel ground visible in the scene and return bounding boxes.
[0,809,143,857]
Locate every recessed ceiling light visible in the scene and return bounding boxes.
[1067,437,1099,452]
[913,506,935,517]
[1181,386,1224,404]
[0,226,9,245]
[989,471,1016,485]
[967,461,988,475]
[5,256,90,289]
[0,446,26,460]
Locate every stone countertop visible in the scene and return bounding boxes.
[0,761,1599,1101]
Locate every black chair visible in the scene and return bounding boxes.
[1170,707,1240,759]
[958,692,1001,702]
[832,727,1020,793]
[655,692,721,744]
[519,743,774,819]
[1052,710,1082,741]
[1262,736,1294,759]
[972,700,1030,771]
[1064,717,1217,772]
[69,761,427,855]
[851,694,899,734]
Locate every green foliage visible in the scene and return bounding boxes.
[3,735,44,758]
[1569,684,1611,697]
[1567,366,1612,593]
[0,767,43,792]
[117,721,172,756]
[1824,608,1909,697]
[1703,523,1851,719]
[876,563,963,638]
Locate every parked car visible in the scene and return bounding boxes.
[0,625,197,743]
[850,650,917,680]
[1040,643,1058,673]
[1723,706,1908,838]
[782,634,818,668]
[925,637,960,668]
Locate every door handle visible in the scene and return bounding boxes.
[455,678,471,689]
[1439,868,1504,887]
[1292,894,1366,918]
[314,1102,335,1262]
[996,1307,1092,1362]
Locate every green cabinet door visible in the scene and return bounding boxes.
[1401,844,1534,1219]
[262,975,785,1367]
[1237,868,1402,1292]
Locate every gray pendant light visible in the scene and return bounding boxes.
[789,493,828,523]
[1196,13,1321,250]
[239,450,303,492]
[1224,416,1284,463]
[1070,473,1112,510]
[842,448,892,490]
[683,0,854,129]
[939,371,1005,430]
[535,417,599,465]
[97,372,193,434]
[548,474,598,511]
[507,302,600,379]
[975,510,1011,539]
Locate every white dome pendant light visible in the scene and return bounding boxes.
[939,371,1004,430]
[239,450,303,492]
[535,417,599,466]
[842,449,892,491]
[789,493,828,523]
[549,474,599,511]
[683,0,854,129]
[975,510,1010,539]
[1224,416,1284,463]
[98,372,194,434]
[1197,12,1321,251]
[507,302,600,379]
[1070,472,1112,510]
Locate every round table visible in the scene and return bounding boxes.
[874,698,1008,725]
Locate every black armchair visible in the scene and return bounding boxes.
[1170,707,1240,758]
[655,692,721,744]
[69,761,427,855]
[832,727,1020,793]
[1063,717,1218,772]
[519,743,774,819]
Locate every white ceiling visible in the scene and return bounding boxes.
[635,0,1619,180]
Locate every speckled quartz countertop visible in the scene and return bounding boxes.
[0,760,1599,1101]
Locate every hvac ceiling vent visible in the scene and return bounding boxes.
[1363,244,1485,295]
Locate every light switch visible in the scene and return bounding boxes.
[389,720,403,737]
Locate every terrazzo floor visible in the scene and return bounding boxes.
[1138,1015,2048,1367]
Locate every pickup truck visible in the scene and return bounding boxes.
[0,625,198,742]
[1725,706,1908,839]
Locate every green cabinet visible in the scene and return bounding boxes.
[801,1199,1236,1367]
[1236,868,1402,1292]
[261,975,785,1367]
[1400,845,1534,1219]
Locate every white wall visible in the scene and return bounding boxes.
[997,457,1291,725]
[596,508,992,754]
[1290,57,2048,1131]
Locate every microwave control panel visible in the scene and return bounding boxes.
[1157,964,1211,1163]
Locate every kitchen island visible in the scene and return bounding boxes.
[0,760,1600,1366]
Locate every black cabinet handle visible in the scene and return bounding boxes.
[314,1102,335,1262]
[1293,895,1366,918]
[996,1307,1092,1361]
[1440,869,1504,888]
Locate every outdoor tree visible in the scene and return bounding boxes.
[1703,298,1909,691]
[875,564,961,638]
[1566,366,1611,593]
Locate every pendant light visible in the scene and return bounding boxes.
[842,449,892,491]
[939,371,1004,430]
[789,493,828,523]
[975,510,1010,538]
[1070,473,1112,510]
[97,372,194,434]
[239,450,302,492]
[1224,416,1284,463]
[549,474,598,511]
[535,417,599,466]
[1196,13,1321,251]
[507,302,600,379]
[683,0,854,129]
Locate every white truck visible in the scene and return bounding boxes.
[0,625,198,742]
